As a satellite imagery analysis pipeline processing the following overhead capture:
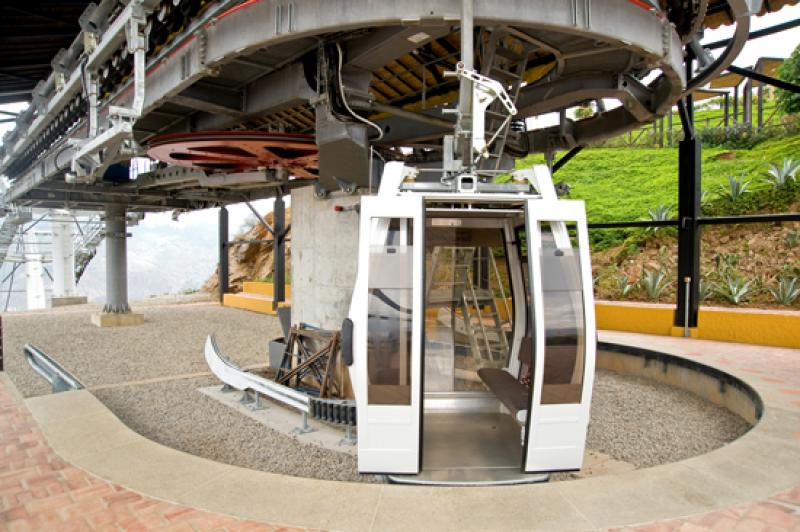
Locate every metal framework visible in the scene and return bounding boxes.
[0,0,779,315]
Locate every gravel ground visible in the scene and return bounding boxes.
[93,376,367,482]
[3,299,280,397]
[587,366,751,468]
[2,303,751,481]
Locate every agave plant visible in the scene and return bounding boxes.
[769,276,800,305]
[714,273,752,304]
[644,204,673,234]
[763,158,800,188]
[700,190,714,209]
[717,174,751,201]
[697,277,710,301]
[639,268,671,299]
[786,231,799,249]
[616,274,637,297]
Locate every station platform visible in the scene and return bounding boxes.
[1,331,799,531]
[222,282,291,316]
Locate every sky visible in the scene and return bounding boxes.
[0,7,799,305]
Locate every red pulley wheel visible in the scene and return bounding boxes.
[147,130,318,177]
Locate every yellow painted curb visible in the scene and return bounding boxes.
[596,300,800,349]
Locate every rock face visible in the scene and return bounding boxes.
[203,208,292,294]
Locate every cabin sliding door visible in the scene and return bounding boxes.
[351,195,424,474]
[523,200,596,473]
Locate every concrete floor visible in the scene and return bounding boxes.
[1,327,798,530]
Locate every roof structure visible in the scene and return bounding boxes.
[0,1,797,106]
[0,2,94,105]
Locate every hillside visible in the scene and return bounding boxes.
[521,132,800,227]
[537,131,800,309]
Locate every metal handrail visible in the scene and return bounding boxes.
[24,344,84,393]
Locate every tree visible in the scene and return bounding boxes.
[776,43,800,115]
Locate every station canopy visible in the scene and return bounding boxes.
[0,0,797,106]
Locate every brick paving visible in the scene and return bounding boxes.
[613,489,800,531]
[2,330,800,530]
[0,376,297,531]
[600,332,800,532]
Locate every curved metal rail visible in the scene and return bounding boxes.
[205,335,309,413]
[204,335,357,429]
[24,344,84,393]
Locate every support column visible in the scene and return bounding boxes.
[91,204,143,327]
[49,210,87,307]
[24,250,46,311]
[219,206,229,303]
[273,194,286,309]
[757,79,764,130]
[675,52,701,330]
[733,84,739,125]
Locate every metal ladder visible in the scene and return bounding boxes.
[73,215,105,282]
[478,27,534,171]
[427,246,510,365]
[0,208,32,264]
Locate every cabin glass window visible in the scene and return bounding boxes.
[538,222,585,405]
[424,224,513,392]
[367,218,414,405]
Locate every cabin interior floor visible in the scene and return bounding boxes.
[389,411,548,485]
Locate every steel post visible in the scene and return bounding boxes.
[103,204,130,313]
[219,206,229,303]
[676,55,701,328]
[273,194,286,309]
[458,0,474,168]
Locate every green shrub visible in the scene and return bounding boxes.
[777,44,800,115]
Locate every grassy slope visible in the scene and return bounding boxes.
[520,132,800,224]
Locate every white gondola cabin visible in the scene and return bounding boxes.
[345,162,596,485]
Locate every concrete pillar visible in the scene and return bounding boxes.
[49,210,87,307]
[291,186,360,330]
[91,204,143,327]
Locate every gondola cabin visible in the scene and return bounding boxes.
[346,162,596,485]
